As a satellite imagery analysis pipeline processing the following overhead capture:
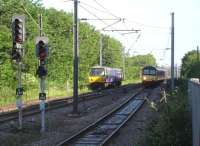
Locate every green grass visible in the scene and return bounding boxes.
[0,82,92,107]
[122,78,141,85]
[0,79,139,107]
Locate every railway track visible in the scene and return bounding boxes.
[0,83,141,123]
[56,87,149,146]
[0,92,100,123]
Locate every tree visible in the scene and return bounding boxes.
[181,50,200,78]
[0,0,125,91]
[125,54,156,81]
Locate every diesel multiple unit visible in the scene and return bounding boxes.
[141,66,166,86]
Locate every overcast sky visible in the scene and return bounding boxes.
[42,0,200,66]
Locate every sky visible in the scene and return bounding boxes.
[41,0,200,66]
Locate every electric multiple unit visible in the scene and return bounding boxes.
[89,66,123,90]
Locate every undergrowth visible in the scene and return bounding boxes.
[141,79,192,146]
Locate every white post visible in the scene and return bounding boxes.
[16,62,23,129]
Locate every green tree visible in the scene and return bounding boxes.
[0,0,125,92]
[125,54,156,81]
[181,50,200,78]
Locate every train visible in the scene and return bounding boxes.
[88,66,123,90]
[141,65,166,86]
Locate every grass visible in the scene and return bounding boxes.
[0,80,93,107]
[122,78,141,85]
[0,79,140,107]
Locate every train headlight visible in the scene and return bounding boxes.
[89,77,93,82]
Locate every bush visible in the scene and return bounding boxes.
[144,79,192,146]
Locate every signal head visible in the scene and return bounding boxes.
[12,15,25,45]
[35,37,49,62]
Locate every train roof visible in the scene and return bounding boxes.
[91,66,122,71]
[143,65,156,69]
[143,65,166,72]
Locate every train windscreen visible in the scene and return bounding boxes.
[90,68,105,76]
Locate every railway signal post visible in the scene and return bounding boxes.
[11,15,25,129]
[35,36,48,132]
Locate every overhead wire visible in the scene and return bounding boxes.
[161,31,171,61]
[101,19,122,30]
[79,4,122,34]
[93,0,120,19]
[79,1,111,15]
[126,33,142,55]
[79,4,110,28]
[80,1,143,49]
[62,0,73,2]
[126,19,170,30]
[79,0,125,36]
[90,0,169,33]
[68,0,170,65]
[65,0,170,68]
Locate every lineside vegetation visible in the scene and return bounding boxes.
[0,0,156,105]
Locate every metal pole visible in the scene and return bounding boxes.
[197,46,199,62]
[73,0,79,114]
[38,14,46,132]
[66,30,69,91]
[171,12,175,91]
[40,76,45,132]
[122,47,125,80]
[16,62,23,129]
[100,34,103,66]
[12,15,25,130]
[39,14,42,36]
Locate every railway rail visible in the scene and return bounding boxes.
[56,87,150,146]
[0,83,141,123]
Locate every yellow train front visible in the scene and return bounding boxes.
[141,66,166,86]
[89,66,123,90]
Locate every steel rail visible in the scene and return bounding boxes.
[56,87,148,146]
[0,92,102,123]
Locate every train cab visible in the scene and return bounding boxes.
[89,66,123,90]
[142,66,166,86]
